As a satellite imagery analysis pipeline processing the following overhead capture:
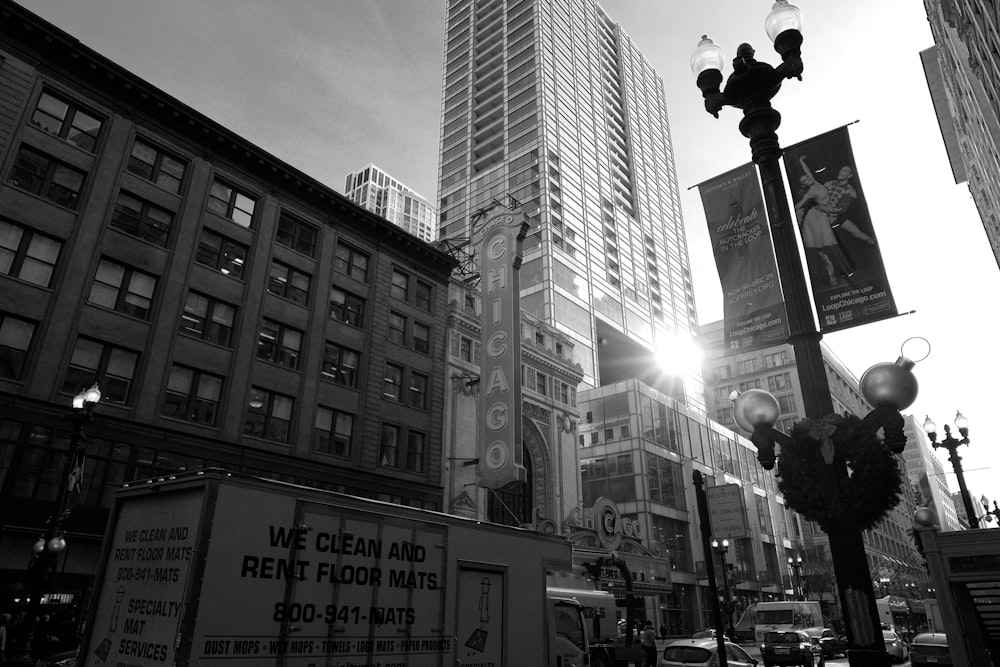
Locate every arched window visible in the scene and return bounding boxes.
[487,445,533,526]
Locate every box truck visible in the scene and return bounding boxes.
[545,587,643,667]
[78,469,590,666]
[753,600,824,642]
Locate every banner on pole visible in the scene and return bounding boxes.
[699,163,789,352]
[782,127,897,332]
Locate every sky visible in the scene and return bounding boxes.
[18,0,1000,517]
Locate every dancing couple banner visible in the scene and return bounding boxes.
[699,163,789,352]
[782,127,898,332]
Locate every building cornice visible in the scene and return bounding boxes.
[0,0,457,277]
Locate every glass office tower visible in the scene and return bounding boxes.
[436,0,704,410]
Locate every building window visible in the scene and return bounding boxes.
[162,365,222,425]
[63,337,138,405]
[764,351,789,368]
[406,431,425,472]
[536,372,547,396]
[459,336,472,362]
[410,372,428,410]
[267,260,310,305]
[390,268,409,301]
[0,313,35,380]
[179,291,235,347]
[414,281,433,312]
[195,229,247,278]
[110,191,173,247]
[276,213,318,257]
[738,379,761,392]
[244,387,293,443]
[330,287,365,326]
[714,365,731,381]
[767,372,793,393]
[8,146,86,209]
[387,311,407,345]
[413,322,430,354]
[736,358,758,375]
[0,219,61,287]
[30,90,104,151]
[314,406,354,457]
[257,318,302,369]
[334,242,370,282]
[127,138,186,193]
[777,395,797,414]
[383,363,404,401]
[379,423,400,466]
[88,258,156,320]
[207,179,256,227]
[321,342,359,387]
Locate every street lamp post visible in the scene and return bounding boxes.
[691,4,901,666]
[690,2,832,420]
[712,538,734,638]
[981,496,1000,526]
[693,472,730,667]
[8,384,100,665]
[923,412,979,528]
[787,554,803,600]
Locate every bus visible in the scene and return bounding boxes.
[753,601,824,643]
[876,596,910,633]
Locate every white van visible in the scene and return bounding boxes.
[753,601,824,643]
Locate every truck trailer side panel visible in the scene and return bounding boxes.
[80,471,577,667]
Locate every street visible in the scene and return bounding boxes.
[654,641,914,667]
[734,642,912,666]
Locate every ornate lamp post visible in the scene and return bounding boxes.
[9,384,100,665]
[693,5,920,664]
[923,412,979,528]
[691,1,832,421]
[787,554,804,600]
[981,496,1000,526]
[711,538,734,638]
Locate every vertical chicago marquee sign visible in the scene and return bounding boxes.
[473,204,528,489]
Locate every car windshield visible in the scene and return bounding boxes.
[883,631,898,641]
[758,610,794,624]
[766,632,802,643]
[913,634,948,646]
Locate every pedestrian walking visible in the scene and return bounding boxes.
[641,620,657,667]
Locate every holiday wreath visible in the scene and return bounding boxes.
[776,413,903,531]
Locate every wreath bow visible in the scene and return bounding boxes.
[807,415,841,465]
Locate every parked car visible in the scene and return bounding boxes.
[760,629,825,667]
[883,629,909,663]
[660,638,758,666]
[34,649,78,667]
[909,632,951,666]
[801,627,847,659]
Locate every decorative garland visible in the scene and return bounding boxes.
[776,414,903,531]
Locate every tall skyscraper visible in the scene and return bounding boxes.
[344,164,437,243]
[436,0,704,410]
[922,0,1000,269]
